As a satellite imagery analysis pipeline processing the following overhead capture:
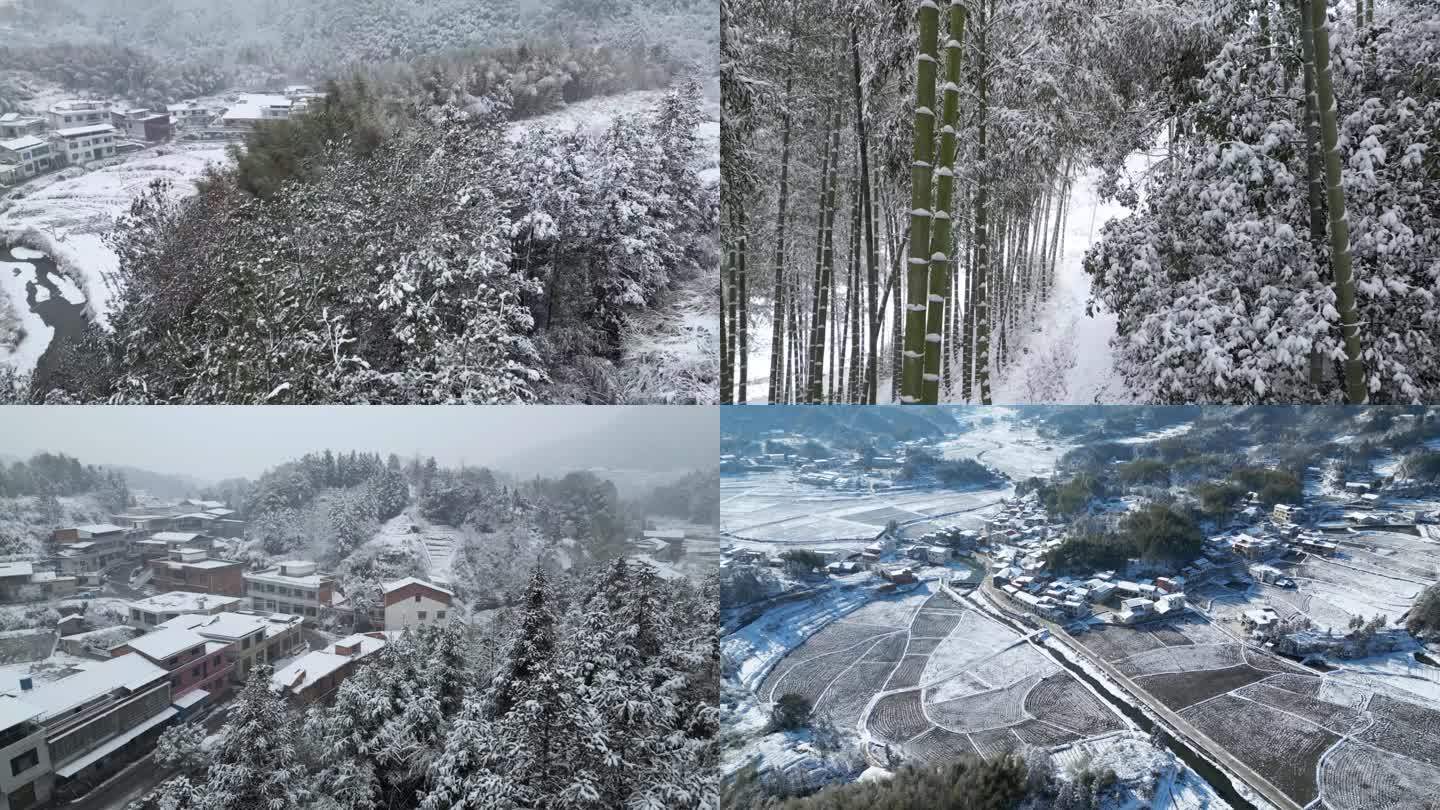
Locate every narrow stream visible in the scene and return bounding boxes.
[1,243,89,388]
[975,595,1260,810]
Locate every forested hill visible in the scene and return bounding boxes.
[0,0,718,78]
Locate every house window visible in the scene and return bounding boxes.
[436,611,447,620]
[417,611,427,620]
[10,748,38,776]
[414,594,421,603]
[191,665,202,678]
[242,637,252,650]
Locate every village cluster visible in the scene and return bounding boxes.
[0,86,324,186]
[0,499,457,808]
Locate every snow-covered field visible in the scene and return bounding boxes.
[0,144,232,345]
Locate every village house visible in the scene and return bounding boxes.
[1272,503,1307,525]
[1117,597,1154,624]
[219,95,293,128]
[147,548,245,597]
[126,592,242,629]
[0,135,53,184]
[1296,536,1339,557]
[52,524,130,582]
[0,692,50,810]
[1230,533,1283,561]
[109,108,171,141]
[109,626,233,708]
[1251,565,1294,587]
[0,653,175,802]
[0,113,45,140]
[50,124,117,166]
[110,513,175,533]
[166,100,214,127]
[270,632,388,705]
[0,563,79,602]
[380,578,453,631]
[160,611,305,685]
[46,100,112,130]
[1241,607,1281,634]
[243,560,337,619]
[132,531,211,563]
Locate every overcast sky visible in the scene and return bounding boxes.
[0,407,714,481]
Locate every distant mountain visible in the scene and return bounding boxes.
[495,407,717,476]
[100,464,206,501]
[721,406,957,445]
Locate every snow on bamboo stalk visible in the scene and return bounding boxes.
[722,237,734,403]
[768,68,794,404]
[1299,0,1328,388]
[808,106,842,404]
[901,0,942,404]
[1307,0,1367,403]
[974,0,992,406]
[920,1,967,404]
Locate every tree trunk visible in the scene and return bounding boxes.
[847,174,864,403]
[1306,0,1366,403]
[920,2,967,403]
[901,0,942,403]
[807,108,839,404]
[852,28,882,405]
[767,66,795,404]
[721,229,734,404]
[1299,0,1328,390]
[737,222,749,403]
[973,0,992,406]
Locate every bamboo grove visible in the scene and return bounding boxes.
[723,0,1436,405]
[721,0,1128,405]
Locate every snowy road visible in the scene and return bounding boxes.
[991,148,1161,404]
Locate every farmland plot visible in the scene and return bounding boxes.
[926,674,1041,732]
[968,726,1024,760]
[1356,694,1440,767]
[1073,622,1170,661]
[769,652,875,706]
[903,726,979,763]
[1024,674,1126,736]
[868,690,929,743]
[884,654,930,690]
[1116,643,1242,677]
[813,660,895,731]
[925,670,991,704]
[1319,741,1440,810]
[968,644,1059,687]
[1136,664,1272,710]
[862,632,909,662]
[1180,693,1339,806]
[910,609,965,638]
[1010,719,1080,747]
[1233,682,1369,735]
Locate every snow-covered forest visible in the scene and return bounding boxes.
[0,0,716,107]
[720,0,1440,405]
[137,451,721,810]
[2,78,717,404]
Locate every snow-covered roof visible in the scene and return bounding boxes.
[0,696,42,731]
[172,689,208,709]
[161,611,266,640]
[150,532,203,543]
[204,508,236,517]
[221,94,292,122]
[245,562,326,587]
[124,627,208,660]
[3,653,167,720]
[54,124,116,139]
[271,633,386,694]
[128,592,240,614]
[75,523,127,535]
[382,576,454,597]
[0,135,45,152]
[0,113,42,123]
[0,561,34,578]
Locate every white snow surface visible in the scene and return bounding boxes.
[0,259,50,369]
[990,147,1161,404]
[0,144,232,334]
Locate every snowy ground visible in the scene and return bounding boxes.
[0,143,232,341]
[990,146,1162,404]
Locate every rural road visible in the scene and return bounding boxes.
[975,577,1304,810]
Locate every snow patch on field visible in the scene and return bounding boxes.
[723,583,877,691]
[1327,651,1440,705]
[0,258,49,369]
[0,145,232,327]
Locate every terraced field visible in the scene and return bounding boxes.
[749,585,1127,769]
[1066,614,1440,809]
